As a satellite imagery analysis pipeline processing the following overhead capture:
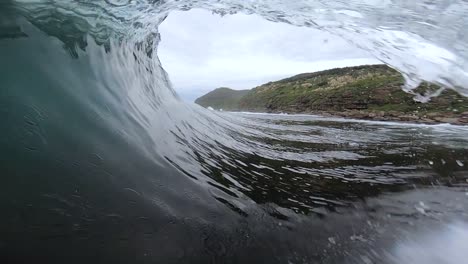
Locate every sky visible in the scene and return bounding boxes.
[158,9,380,102]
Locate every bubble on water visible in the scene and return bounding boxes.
[415,201,429,215]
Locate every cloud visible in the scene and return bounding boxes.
[158,9,380,101]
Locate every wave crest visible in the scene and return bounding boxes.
[7,0,468,97]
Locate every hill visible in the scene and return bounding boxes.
[194,87,249,111]
[195,65,468,124]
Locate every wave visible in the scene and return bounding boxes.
[7,0,468,96]
[1,1,468,263]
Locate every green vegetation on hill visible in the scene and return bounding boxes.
[195,65,468,124]
[239,65,468,113]
[194,87,249,111]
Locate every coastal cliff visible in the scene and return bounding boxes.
[195,65,468,124]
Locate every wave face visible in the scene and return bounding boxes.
[1,1,468,263]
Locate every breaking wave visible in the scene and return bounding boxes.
[1,0,468,263]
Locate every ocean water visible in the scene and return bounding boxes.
[1,1,468,263]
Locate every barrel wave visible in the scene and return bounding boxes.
[1,1,468,263]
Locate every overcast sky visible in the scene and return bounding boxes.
[158,9,380,101]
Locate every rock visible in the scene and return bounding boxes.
[399,115,420,121]
[354,111,369,119]
[438,117,459,124]
[420,118,437,124]
[340,111,350,117]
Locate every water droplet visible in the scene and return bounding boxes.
[416,201,428,214]
[328,237,336,245]
[456,160,464,167]
[428,160,434,165]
